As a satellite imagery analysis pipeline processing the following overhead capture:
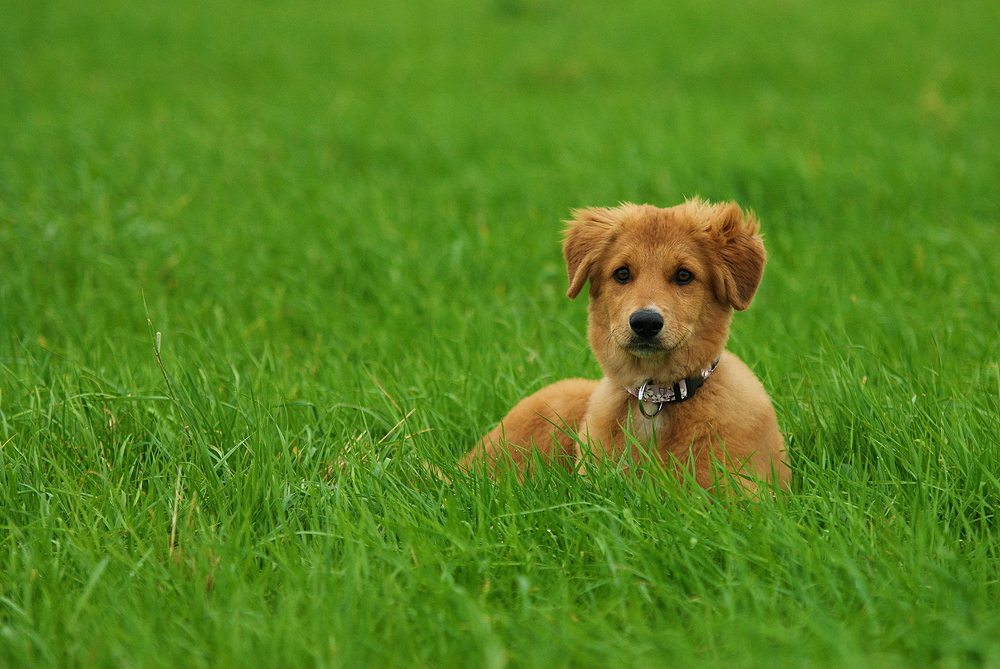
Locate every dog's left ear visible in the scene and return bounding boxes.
[563,207,617,299]
[711,203,766,311]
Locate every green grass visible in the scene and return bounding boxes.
[2,0,1000,666]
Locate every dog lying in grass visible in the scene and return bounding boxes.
[459,199,790,492]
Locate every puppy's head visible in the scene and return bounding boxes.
[563,199,766,385]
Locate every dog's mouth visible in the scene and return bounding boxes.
[624,338,667,357]
[620,326,691,359]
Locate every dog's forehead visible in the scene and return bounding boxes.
[609,206,707,263]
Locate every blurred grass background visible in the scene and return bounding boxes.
[2,0,1000,667]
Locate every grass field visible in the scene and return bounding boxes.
[2,0,1000,666]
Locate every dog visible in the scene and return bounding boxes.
[458,198,789,492]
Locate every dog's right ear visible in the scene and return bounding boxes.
[563,208,617,299]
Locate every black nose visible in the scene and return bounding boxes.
[629,310,663,339]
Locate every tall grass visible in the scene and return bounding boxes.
[2,0,999,666]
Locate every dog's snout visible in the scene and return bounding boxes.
[629,309,663,339]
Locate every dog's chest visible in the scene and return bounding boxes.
[626,405,670,446]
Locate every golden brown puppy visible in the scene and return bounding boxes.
[458,198,790,492]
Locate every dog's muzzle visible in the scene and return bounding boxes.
[627,309,664,355]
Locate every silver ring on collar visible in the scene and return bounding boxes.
[637,382,663,418]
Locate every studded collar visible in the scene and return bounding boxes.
[626,358,720,418]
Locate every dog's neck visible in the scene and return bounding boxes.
[624,358,720,418]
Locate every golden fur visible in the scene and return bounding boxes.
[458,199,790,492]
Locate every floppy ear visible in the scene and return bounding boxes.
[711,203,767,311]
[563,208,617,299]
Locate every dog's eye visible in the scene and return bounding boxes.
[674,269,694,285]
[613,267,631,284]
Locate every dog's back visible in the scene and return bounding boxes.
[459,378,596,474]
